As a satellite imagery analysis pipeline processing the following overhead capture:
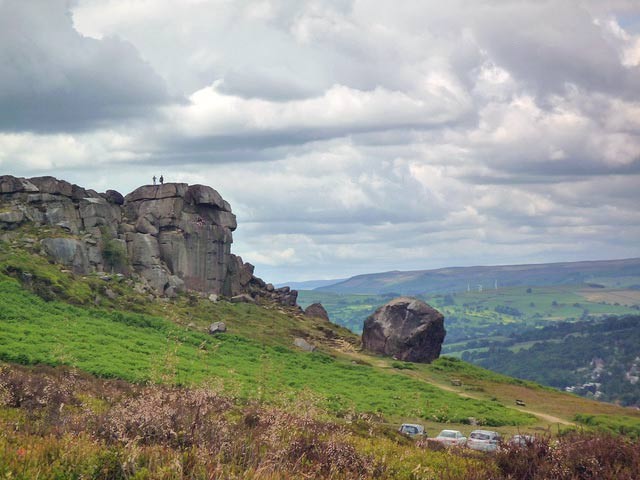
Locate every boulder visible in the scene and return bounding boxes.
[362,297,446,363]
[230,294,256,304]
[104,288,117,300]
[208,322,227,335]
[185,184,226,210]
[293,337,316,352]
[164,286,178,298]
[104,189,124,205]
[41,237,90,274]
[124,183,188,202]
[304,303,330,321]
[0,176,39,194]
[0,209,25,225]
[28,176,74,197]
[0,175,297,307]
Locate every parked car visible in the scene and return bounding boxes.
[467,430,501,452]
[509,434,535,447]
[433,429,467,447]
[399,423,425,437]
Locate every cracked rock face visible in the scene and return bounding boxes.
[362,297,446,363]
[123,183,244,296]
[0,175,280,301]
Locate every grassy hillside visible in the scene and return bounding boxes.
[0,272,535,426]
[298,285,640,406]
[2,238,640,478]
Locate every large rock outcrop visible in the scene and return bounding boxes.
[123,182,242,295]
[361,297,445,363]
[0,175,297,304]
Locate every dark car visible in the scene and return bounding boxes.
[399,423,425,437]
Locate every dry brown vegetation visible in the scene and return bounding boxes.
[1,364,639,479]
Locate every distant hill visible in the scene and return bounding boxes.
[315,258,640,295]
[277,278,346,290]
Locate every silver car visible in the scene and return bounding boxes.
[509,434,535,447]
[433,429,467,447]
[467,429,501,452]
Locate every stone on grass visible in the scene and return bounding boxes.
[230,294,255,304]
[209,322,227,335]
[293,337,316,352]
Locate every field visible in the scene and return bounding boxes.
[297,285,639,337]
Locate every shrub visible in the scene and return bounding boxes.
[494,432,640,480]
[102,238,127,272]
[98,386,232,448]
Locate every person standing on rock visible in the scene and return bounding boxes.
[153,175,157,185]
[159,175,164,185]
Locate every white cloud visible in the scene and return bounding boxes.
[1,0,639,282]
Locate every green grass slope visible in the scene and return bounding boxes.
[3,238,640,478]
[0,266,532,427]
[2,238,639,433]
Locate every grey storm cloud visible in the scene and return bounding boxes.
[1,0,639,282]
[471,2,640,99]
[0,0,173,133]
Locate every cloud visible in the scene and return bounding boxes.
[160,80,471,147]
[470,2,640,99]
[2,0,640,282]
[0,0,172,133]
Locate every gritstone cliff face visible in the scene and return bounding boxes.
[0,175,297,306]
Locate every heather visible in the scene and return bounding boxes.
[0,364,481,479]
[1,364,639,479]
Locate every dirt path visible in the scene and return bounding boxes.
[434,380,575,425]
[343,351,575,426]
[513,408,574,426]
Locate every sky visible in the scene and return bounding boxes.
[1,0,640,283]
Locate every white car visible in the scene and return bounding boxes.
[509,434,535,447]
[433,429,467,447]
[467,429,501,452]
[398,423,425,437]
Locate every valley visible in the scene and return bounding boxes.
[298,279,640,406]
